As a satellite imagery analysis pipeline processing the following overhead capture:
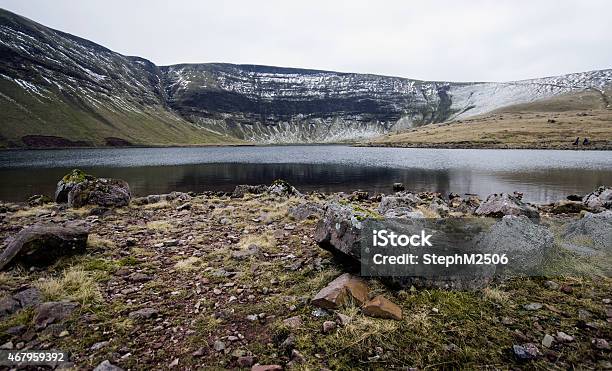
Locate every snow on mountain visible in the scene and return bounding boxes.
[0,8,610,146]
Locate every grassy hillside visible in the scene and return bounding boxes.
[0,79,240,148]
[365,88,612,150]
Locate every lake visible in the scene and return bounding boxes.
[0,146,611,203]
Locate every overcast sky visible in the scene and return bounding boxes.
[1,0,610,82]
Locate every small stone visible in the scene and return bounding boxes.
[93,360,124,371]
[362,295,402,320]
[337,313,352,326]
[311,308,329,317]
[543,281,559,290]
[6,325,25,336]
[578,309,592,320]
[251,365,282,371]
[127,272,151,282]
[542,334,554,348]
[291,349,305,363]
[128,308,158,320]
[0,341,13,350]
[280,334,295,353]
[592,338,609,350]
[169,358,179,368]
[177,203,191,211]
[91,341,110,351]
[13,287,43,308]
[34,301,78,329]
[283,315,302,329]
[524,303,542,311]
[237,356,255,367]
[392,183,405,192]
[213,340,226,352]
[501,317,514,325]
[246,314,258,321]
[58,330,69,337]
[444,343,460,352]
[513,343,539,361]
[556,332,574,342]
[322,321,336,333]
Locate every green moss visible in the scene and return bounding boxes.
[62,169,92,183]
[117,256,139,267]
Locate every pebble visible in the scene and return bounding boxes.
[542,334,554,348]
[556,331,574,342]
[237,355,254,367]
[592,338,609,350]
[283,315,302,329]
[512,343,539,361]
[213,340,226,352]
[322,321,336,333]
[91,341,110,351]
[524,303,543,311]
[543,280,559,290]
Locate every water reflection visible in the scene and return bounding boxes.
[1,162,610,203]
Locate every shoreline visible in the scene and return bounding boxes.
[2,142,612,151]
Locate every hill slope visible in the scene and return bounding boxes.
[0,9,237,147]
[365,88,612,149]
[0,8,610,147]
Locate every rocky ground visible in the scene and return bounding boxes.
[0,177,611,370]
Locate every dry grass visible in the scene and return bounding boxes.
[482,286,510,304]
[146,220,172,231]
[8,205,54,219]
[367,90,612,149]
[87,234,116,250]
[36,267,103,305]
[174,257,203,271]
[238,232,277,252]
[143,201,171,210]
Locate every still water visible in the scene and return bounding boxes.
[0,146,610,203]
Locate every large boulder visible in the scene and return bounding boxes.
[0,224,89,270]
[314,202,492,290]
[268,179,301,197]
[475,193,539,219]
[562,211,612,252]
[475,215,554,272]
[314,202,370,261]
[68,178,131,208]
[583,186,612,210]
[55,169,95,203]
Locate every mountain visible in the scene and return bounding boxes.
[0,8,610,147]
[0,9,235,147]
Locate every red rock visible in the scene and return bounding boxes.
[362,295,402,320]
[251,365,282,371]
[311,273,369,309]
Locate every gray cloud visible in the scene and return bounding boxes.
[1,0,610,82]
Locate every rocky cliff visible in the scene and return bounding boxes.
[0,8,610,146]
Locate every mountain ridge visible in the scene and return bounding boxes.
[0,8,610,147]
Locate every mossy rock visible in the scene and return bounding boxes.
[55,169,96,203]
